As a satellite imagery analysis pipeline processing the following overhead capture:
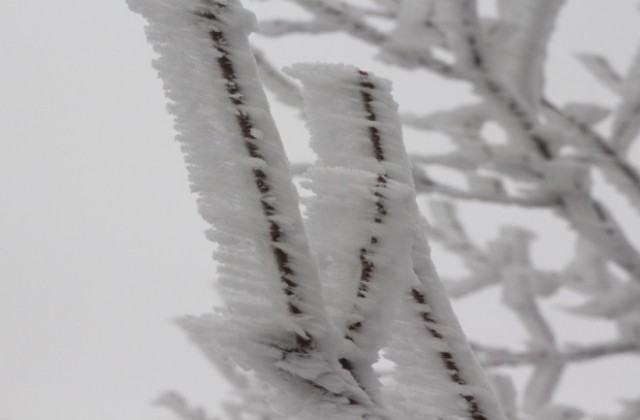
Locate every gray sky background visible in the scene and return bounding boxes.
[2,1,640,419]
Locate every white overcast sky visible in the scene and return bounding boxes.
[2,1,640,419]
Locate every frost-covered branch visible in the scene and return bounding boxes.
[128,0,640,418]
[288,63,417,413]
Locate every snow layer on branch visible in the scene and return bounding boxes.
[128,1,374,417]
[492,0,564,112]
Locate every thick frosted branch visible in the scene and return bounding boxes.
[288,63,505,420]
[288,63,415,410]
[128,1,378,417]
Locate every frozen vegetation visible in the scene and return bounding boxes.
[128,0,640,419]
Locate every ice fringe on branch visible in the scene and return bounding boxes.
[128,0,509,418]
